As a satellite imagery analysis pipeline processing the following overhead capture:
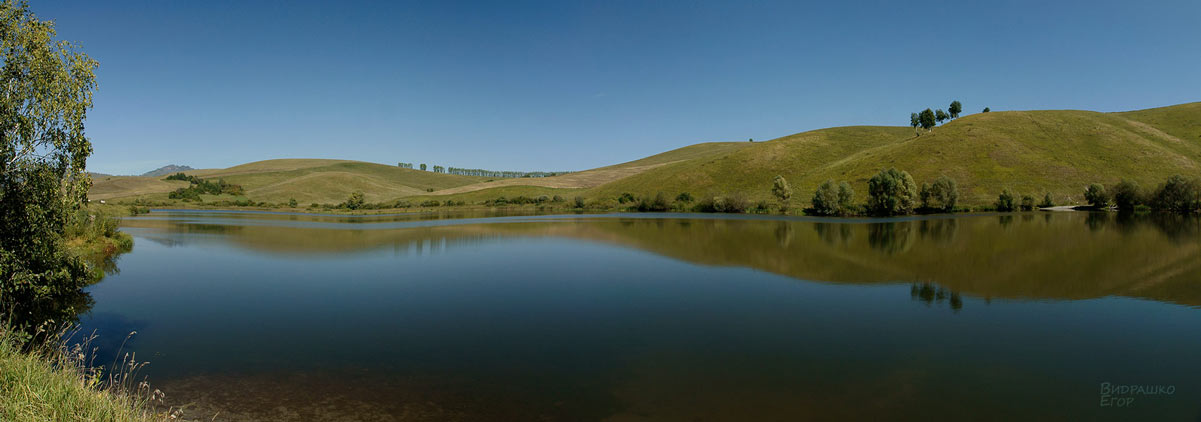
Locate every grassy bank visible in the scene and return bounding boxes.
[0,323,170,422]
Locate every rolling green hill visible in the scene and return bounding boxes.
[92,102,1201,208]
[586,103,1201,206]
[91,159,488,204]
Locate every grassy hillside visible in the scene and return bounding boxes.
[92,102,1201,208]
[428,141,752,196]
[587,103,1201,206]
[89,176,189,201]
[93,159,488,204]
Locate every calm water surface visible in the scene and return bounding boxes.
[80,210,1201,421]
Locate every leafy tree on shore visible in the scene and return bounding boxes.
[1084,184,1109,208]
[420,163,427,171]
[1150,175,1201,213]
[676,192,693,203]
[949,100,962,118]
[811,180,857,216]
[919,109,936,130]
[935,109,949,124]
[0,0,100,326]
[343,191,366,210]
[1039,192,1055,208]
[1111,179,1142,211]
[867,168,918,216]
[771,175,792,209]
[995,189,1017,212]
[910,113,920,129]
[837,182,856,214]
[919,176,958,212]
[982,107,990,113]
[811,180,840,216]
[1020,195,1036,211]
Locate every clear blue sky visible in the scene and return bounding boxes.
[35,0,1201,175]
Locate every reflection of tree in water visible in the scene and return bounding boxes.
[1148,214,1201,243]
[8,244,131,336]
[811,222,852,246]
[917,219,958,243]
[775,221,794,247]
[1085,212,1109,232]
[998,215,1014,229]
[1079,212,1200,243]
[910,282,963,311]
[867,222,914,254]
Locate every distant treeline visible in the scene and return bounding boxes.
[397,162,571,178]
[164,172,244,201]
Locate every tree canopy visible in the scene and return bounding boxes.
[0,0,99,325]
[918,109,936,130]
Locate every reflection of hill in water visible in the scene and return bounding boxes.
[122,212,1201,307]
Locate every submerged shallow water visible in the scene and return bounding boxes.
[80,210,1201,421]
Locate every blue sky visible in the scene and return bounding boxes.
[35,0,1201,175]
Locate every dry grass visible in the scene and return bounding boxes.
[89,177,189,201]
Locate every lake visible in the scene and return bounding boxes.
[79,210,1201,421]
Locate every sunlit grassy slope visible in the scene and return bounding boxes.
[587,103,1201,205]
[93,159,489,204]
[92,102,1200,207]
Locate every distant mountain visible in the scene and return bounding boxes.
[141,164,194,177]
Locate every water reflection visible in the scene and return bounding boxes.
[867,222,914,254]
[911,282,963,311]
[119,211,1201,307]
[92,210,1201,421]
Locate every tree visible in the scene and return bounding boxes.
[909,113,920,129]
[676,192,693,203]
[919,109,936,130]
[1039,192,1055,208]
[1150,175,1201,214]
[935,109,949,124]
[836,181,856,214]
[811,180,839,216]
[1111,179,1142,211]
[921,176,958,212]
[771,175,792,209]
[344,191,366,210]
[420,163,427,171]
[982,107,990,113]
[1084,184,1109,208]
[867,168,918,216]
[288,198,298,208]
[948,100,962,119]
[995,189,1017,212]
[1,0,99,325]
[1020,195,1036,211]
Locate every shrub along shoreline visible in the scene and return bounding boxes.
[113,166,1201,218]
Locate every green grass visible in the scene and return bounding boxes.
[0,324,168,422]
[93,102,1201,209]
[588,103,1201,206]
[400,185,584,205]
